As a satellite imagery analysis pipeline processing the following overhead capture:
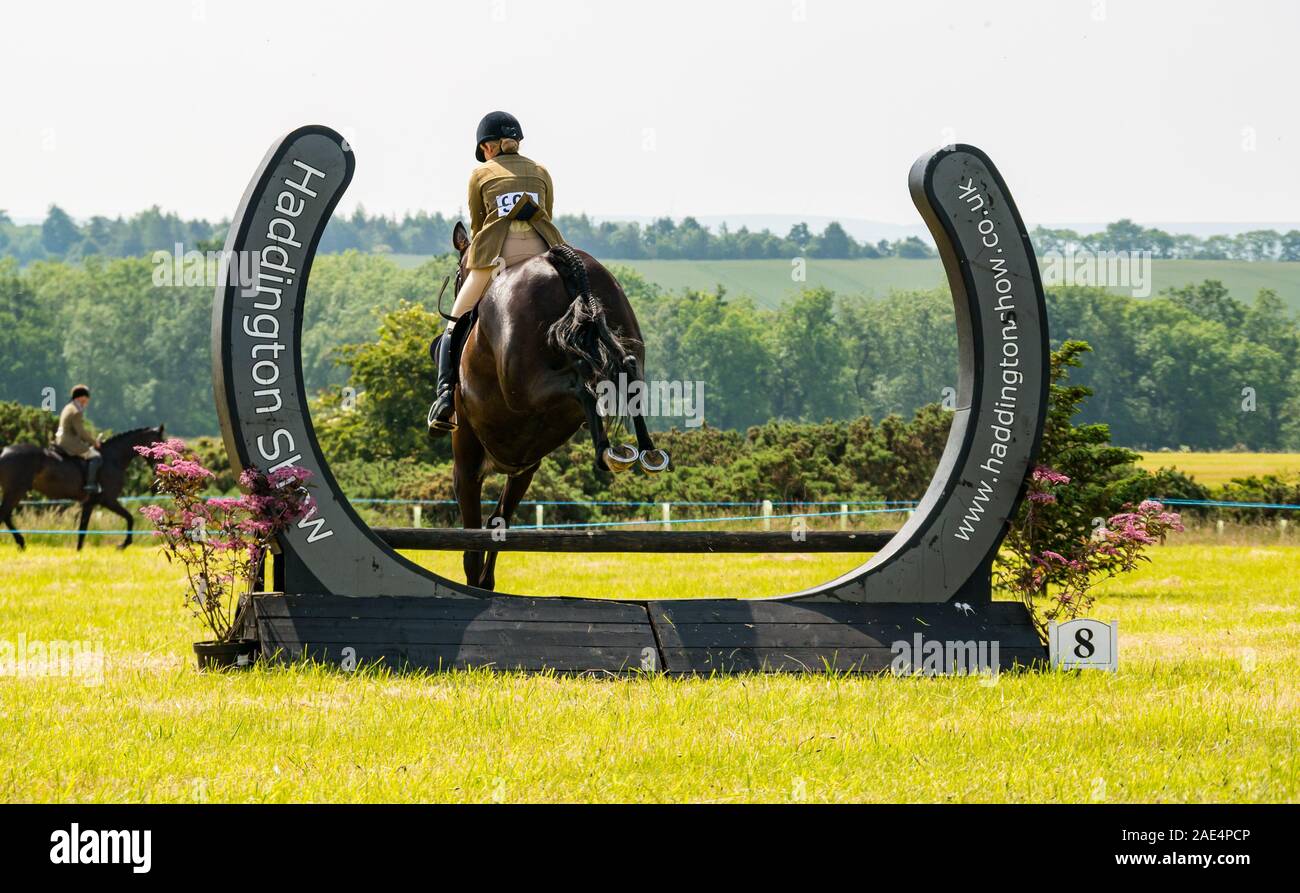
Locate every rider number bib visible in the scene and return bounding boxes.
[495,191,540,217]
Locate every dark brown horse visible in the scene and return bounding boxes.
[444,223,668,589]
[0,425,164,551]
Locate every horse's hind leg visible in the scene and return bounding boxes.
[579,388,638,474]
[578,389,610,473]
[630,411,670,474]
[0,492,26,551]
[75,501,94,552]
[624,360,670,474]
[479,464,538,593]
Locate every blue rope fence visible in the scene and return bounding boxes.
[20,496,1300,509]
[506,506,913,531]
[17,496,920,508]
[3,504,916,537]
[1153,498,1300,511]
[11,497,1299,538]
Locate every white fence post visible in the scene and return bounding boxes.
[762,499,773,531]
[1216,519,1225,537]
[839,503,849,530]
[1280,518,1289,537]
[661,502,671,531]
[412,505,422,528]
[535,504,544,529]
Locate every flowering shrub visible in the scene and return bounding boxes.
[135,439,313,642]
[998,465,1184,638]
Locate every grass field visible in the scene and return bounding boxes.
[1138,452,1300,487]
[389,255,1300,310]
[0,540,1295,803]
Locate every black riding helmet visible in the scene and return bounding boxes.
[475,111,523,162]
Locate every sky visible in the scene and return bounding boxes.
[1,0,1296,228]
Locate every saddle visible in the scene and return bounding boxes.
[46,445,90,475]
[47,445,77,463]
[428,305,479,365]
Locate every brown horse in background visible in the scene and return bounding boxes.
[0,425,163,551]
[443,223,668,589]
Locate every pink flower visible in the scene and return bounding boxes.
[157,459,214,480]
[134,438,189,461]
[238,519,273,535]
[1031,466,1071,486]
[269,466,313,488]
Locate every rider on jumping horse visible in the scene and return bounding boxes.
[427,110,567,435]
[55,384,102,494]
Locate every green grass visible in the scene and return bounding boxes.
[1138,451,1300,487]
[0,541,1295,802]
[390,255,1300,310]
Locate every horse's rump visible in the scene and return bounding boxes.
[544,244,642,393]
[443,223,668,590]
[470,247,643,415]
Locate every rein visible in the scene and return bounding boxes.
[436,274,456,322]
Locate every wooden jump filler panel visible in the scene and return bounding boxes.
[215,126,1050,674]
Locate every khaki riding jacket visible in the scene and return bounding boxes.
[55,402,96,456]
[465,152,565,269]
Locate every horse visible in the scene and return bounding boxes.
[0,425,165,551]
[442,222,669,590]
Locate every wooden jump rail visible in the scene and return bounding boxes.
[373,527,896,553]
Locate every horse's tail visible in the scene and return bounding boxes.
[545,244,640,393]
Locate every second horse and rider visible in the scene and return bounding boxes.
[0,384,162,550]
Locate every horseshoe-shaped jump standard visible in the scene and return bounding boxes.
[215,126,1048,674]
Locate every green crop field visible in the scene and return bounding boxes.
[0,540,1295,803]
[388,255,1300,310]
[1138,452,1300,487]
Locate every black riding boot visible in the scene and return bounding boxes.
[84,453,102,495]
[427,319,464,435]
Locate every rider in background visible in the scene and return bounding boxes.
[428,111,566,434]
[56,384,101,494]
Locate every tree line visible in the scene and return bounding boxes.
[0,249,1296,452]
[6,205,1300,263]
[1032,219,1300,261]
[2,206,931,263]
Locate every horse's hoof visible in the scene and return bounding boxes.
[639,449,671,474]
[603,444,639,473]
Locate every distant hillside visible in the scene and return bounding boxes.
[388,255,1300,311]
